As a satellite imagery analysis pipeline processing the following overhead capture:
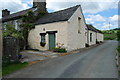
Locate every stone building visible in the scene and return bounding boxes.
[86,24,103,46]
[2,0,104,52]
[2,0,47,30]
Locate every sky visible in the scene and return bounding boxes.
[0,0,119,30]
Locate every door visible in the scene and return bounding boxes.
[49,33,56,50]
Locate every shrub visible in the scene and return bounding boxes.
[117,46,120,53]
[2,56,20,67]
[54,48,67,53]
[117,30,120,41]
[104,37,116,40]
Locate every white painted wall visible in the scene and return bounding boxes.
[28,6,88,51]
[97,33,104,42]
[88,30,97,46]
[28,21,68,50]
[67,6,87,51]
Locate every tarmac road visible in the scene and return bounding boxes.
[5,40,118,78]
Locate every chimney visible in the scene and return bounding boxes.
[33,0,47,12]
[2,9,10,17]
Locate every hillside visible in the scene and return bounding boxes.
[102,28,120,40]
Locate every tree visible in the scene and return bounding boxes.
[3,24,23,39]
[20,10,46,49]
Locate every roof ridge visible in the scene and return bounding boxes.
[10,8,33,15]
[86,24,103,34]
[50,5,80,14]
[35,5,80,25]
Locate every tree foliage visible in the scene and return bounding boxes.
[3,24,23,39]
[22,11,35,23]
[20,10,46,49]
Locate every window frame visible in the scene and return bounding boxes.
[78,17,81,33]
[90,33,92,42]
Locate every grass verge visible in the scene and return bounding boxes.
[104,33,117,40]
[2,62,28,76]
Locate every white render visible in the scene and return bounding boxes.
[28,6,104,51]
[28,6,87,51]
[88,30,97,46]
[97,33,104,42]
[67,6,87,51]
[28,21,68,51]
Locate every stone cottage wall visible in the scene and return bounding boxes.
[28,21,68,51]
[67,6,87,51]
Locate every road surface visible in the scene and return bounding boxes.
[5,40,118,78]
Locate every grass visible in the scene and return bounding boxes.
[2,62,28,76]
[104,33,117,40]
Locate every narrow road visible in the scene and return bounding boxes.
[6,40,118,78]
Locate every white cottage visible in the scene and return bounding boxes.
[28,5,88,51]
[86,24,104,46]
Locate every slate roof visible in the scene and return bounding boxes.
[2,8,36,22]
[35,5,80,25]
[86,24,103,34]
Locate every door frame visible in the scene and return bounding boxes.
[46,31,57,50]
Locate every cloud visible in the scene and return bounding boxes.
[109,15,119,22]
[0,0,30,18]
[100,22,118,30]
[85,14,106,24]
[46,0,119,13]
[0,0,118,30]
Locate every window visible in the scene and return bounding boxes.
[90,33,92,42]
[78,17,81,33]
[40,33,46,47]
[15,20,18,30]
[41,35,45,43]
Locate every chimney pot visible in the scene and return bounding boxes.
[2,9,10,17]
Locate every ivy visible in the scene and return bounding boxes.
[20,10,47,49]
[3,24,23,39]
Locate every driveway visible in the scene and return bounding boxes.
[5,40,118,78]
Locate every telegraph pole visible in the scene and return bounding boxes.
[109,22,110,30]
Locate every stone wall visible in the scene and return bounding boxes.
[3,19,22,30]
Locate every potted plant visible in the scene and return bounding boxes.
[40,42,46,47]
[18,53,22,59]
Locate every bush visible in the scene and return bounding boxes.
[117,30,120,41]
[85,43,89,47]
[2,56,20,67]
[54,48,67,53]
[117,46,120,53]
[104,36,116,40]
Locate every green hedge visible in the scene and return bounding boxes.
[117,46,120,53]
